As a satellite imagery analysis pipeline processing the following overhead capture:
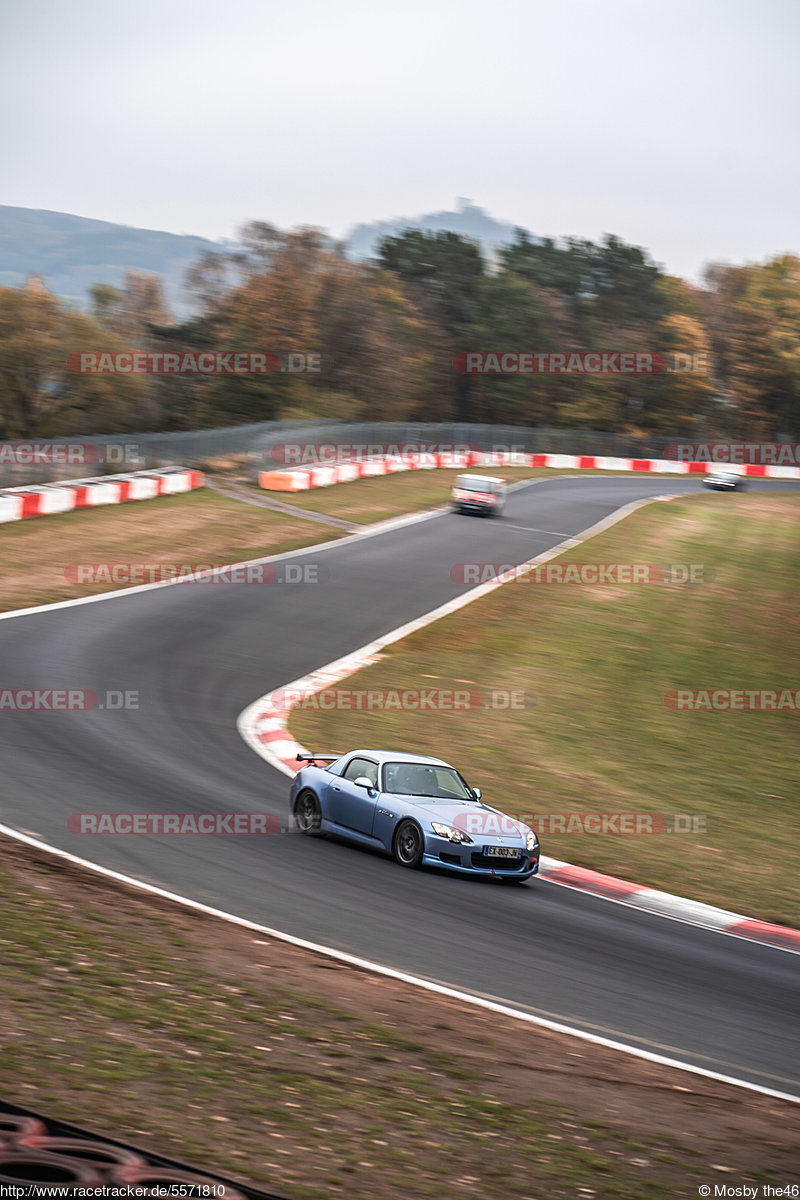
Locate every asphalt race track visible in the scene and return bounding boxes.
[1,475,798,1096]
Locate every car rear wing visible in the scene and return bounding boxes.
[296,752,341,763]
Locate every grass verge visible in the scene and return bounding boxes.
[290,492,800,926]
[0,490,345,613]
[1,835,798,1199]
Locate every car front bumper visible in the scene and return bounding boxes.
[423,834,539,877]
[454,499,497,512]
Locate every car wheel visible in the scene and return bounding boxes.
[393,820,424,868]
[295,790,322,835]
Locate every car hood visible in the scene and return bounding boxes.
[383,795,532,839]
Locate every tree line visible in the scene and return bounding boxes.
[0,222,798,441]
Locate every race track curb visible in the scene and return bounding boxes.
[237,494,800,955]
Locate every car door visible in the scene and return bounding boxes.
[327,756,379,836]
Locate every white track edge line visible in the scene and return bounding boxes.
[0,503,456,622]
[237,493,673,769]
[0,820,796,1105]
[1,484,795,1100]
[0,474,680,622]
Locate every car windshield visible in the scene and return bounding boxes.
[383,762,474,798]
[458,477,494,493]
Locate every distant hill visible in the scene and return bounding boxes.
[0,206,227,316]
[345,198,537,261]
[0,202,539,316]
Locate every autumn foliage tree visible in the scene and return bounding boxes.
[2,227,799,441]
[0,280,152,437]
[702,256,800,438]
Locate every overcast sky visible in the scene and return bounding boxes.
[1,0,797,282]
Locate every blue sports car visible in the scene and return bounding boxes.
[290,749,541,882]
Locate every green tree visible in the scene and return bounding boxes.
[378,230,485,419]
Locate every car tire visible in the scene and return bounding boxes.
[393,820,424,868]
[295,790,322,835]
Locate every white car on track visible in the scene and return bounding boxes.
[451,473,507,516]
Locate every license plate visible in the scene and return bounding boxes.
[484,846,519,859]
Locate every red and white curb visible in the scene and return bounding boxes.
[238,494,800,956]
[538,861,800,951]
[259,449,800,492]
[0,467,203,523]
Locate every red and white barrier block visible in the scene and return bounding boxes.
[0,467,204,524]
[260,451,800,492]
[259,451,479,491]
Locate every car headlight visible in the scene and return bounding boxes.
[431,822,473,844]
[526,832,539,853]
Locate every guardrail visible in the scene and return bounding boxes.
[0,422,704,487]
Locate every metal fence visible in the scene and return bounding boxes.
[0,420,690,488]
[0,421,337,487]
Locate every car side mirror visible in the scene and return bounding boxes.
[354,776,376,790]
[472,787,482,800]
